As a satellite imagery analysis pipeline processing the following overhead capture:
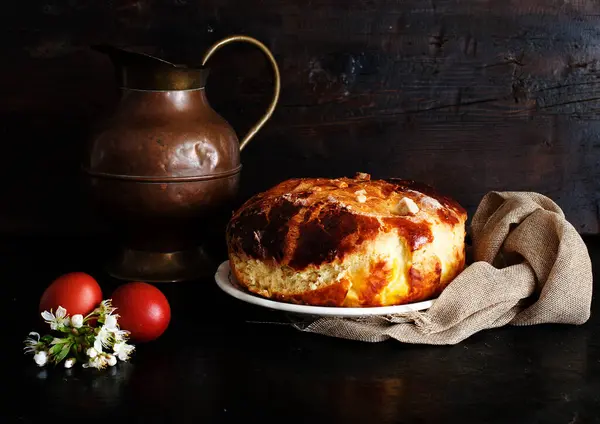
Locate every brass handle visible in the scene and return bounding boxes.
[202,35,281,151]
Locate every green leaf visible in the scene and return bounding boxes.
[41,335,54,344]
[48,344,63,357]
[55,343,72,364]
[84,334,94,347]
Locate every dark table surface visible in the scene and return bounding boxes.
[3,235,600,424]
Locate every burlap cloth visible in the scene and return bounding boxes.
[293,192,593,345]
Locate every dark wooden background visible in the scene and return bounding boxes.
[2,0,600,236]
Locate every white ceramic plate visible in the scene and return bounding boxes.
[214,261,435,317]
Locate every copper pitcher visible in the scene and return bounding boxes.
[83,35,280,282]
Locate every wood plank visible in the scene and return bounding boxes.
[1,0,600,234]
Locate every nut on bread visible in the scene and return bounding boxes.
[226,173,466,307]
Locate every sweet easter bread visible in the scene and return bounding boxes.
[226,173,466,307]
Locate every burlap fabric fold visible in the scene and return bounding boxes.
[295,192,593,345]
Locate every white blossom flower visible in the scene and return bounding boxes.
[41,306,70,330]
[104,315,118,331]
[112,328,130,342]
[95,299,116,316]
[71,314,84,328]
[25,296,137,372]
[33,350,48,367]
[83,354,108,370]
[106,354,117,367]
[113,342,135,361]
[93,338,103,353]
[23,332,41,354]
[95,326,112,351]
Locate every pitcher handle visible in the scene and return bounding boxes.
[202,35,281,152]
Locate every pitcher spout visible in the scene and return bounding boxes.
[91,44,209,91]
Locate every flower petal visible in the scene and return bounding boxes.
[105,315,118,331]
[33,351,48,367]
[71,315,84,328]
[56,306,67,319]
[113,329,129,342]
[41,311,54,321]
[106,354,117,367]
[96,327,112,349]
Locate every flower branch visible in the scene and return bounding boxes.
[24,299,135,370]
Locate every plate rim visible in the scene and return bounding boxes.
[214,260,435,317]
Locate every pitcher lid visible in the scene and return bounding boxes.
[92,45,210,90]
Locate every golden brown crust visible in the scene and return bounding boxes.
[227,176,464,268]
[226,173,467,307]
[406,259,442,304]
[358,260,394,305]
[272,279,351,307]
